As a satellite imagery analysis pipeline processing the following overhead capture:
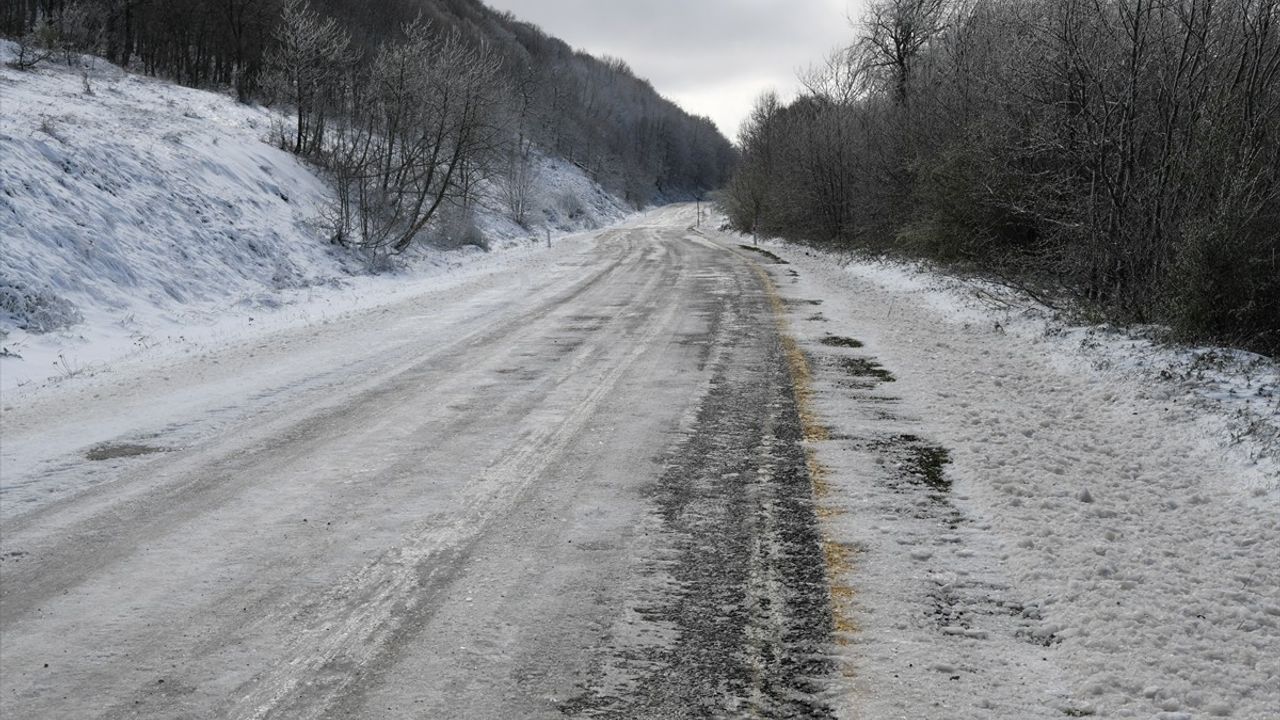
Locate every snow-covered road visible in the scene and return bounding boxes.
[1,206,1276,719]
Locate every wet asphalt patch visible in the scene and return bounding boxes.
[563,293,836,719]
[84,443,166,462]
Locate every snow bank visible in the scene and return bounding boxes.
[0,41,625,393]
[744,230,1279,718]
[474,153,629,242]
[777,245,1280,477]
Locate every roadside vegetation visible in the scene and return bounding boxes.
[721,0,1280,356]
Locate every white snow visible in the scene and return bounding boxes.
[742,234,1280,718]
[817,253,1279,475]
[0,40,625,395]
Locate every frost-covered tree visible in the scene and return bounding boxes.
[326,21,506,254]
[496,141,539,227]
[860,0,948,103]
[724,0,1280,353]
[722,92,782,242]
[264,0,355,156]
[9,9,56,70]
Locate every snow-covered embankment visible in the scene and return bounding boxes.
[0,40,624,394]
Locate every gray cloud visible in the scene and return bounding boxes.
[484,0,864,139]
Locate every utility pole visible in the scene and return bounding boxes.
[546,228,551,248]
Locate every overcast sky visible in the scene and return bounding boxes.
[483,0,863,141]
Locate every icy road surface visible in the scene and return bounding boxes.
[0,206,838,718]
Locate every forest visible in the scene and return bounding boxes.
[723,0,1280,355]
[3,0,735,252]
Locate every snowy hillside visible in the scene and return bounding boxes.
[0,41,625,392]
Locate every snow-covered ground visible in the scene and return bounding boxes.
[0,40,625,395]
[744,234,1279,718]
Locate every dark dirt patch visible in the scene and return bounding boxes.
[819,335,864,349]
[904,442,952,492]
[870,434,952,494]
[737,245,789,264]
[85,443,165,462]
[806,313,827,323]
[861,434,960,525]
[836,356,896,382]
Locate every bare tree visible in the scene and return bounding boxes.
[800,46,870,106]
[724,92,782,243]
[326,22,507,255]
[496,141,539,227]
[264,0,355,156]
[860,0,948,103]
[10,9,56,70]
